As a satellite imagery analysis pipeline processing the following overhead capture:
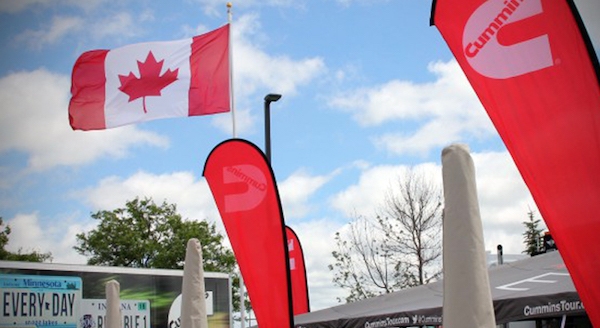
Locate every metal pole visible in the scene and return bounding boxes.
[264,99,271,162]
[497,244,504,266]
[240,274,245,328]
[264,94,281,163]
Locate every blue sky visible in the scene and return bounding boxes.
[1,0,598,312]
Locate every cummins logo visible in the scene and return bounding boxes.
[222,164,267,212]
[462,0,553,78]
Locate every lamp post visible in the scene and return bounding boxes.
[264,93,282,163]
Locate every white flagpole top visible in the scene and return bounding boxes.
[227,2,233,23]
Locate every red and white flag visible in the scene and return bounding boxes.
[69,24,230,131]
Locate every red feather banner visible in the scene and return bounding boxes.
[286,226,310,315]
[432,0,600,325]
[203,139,293,328]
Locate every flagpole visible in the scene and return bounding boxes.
[227,4,243,326]
[227,2,237,138]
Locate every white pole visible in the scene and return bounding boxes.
[106,280,122,328]
[227,2,237,138]
[240,274,246,328]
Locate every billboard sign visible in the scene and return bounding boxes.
[0,262,231,328]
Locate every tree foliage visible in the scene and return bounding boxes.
[522,210,543,256]
[74,197,235,271]
[329,169,443,303]
[0,217,52,262]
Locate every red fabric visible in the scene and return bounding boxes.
[189,24,230,116]
[286,226,310,315]
[68,50,108,130]
[203,139,293,328]
[433,0,600,325]
[69,24,230,131]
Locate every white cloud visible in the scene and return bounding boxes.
[0,0,102,13]
[0,69,169,171]
[5,212,90,264]
[77,170,220,224]
[4,213,43,252]
[330,149,538,258]
[0,0,53,13]
[211,106,255,137]
[472,151,541,255]
[329,60,495,156]
[138,9,155,23]
[3,171,221,265]
[210,14,326,135]
[288,218,347,310]
[330,164,399,217]
[15,16,84,49]
[76,167,339,235]
[6,5,148,46]
[279,168,338,219]
[232,14,325,98]
[91,12,140,40]
[330,162,441,218]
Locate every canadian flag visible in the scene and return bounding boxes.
[69,24,230,131]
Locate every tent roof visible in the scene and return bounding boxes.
[295,251,585,327]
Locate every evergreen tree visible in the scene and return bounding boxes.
[522,210,543,256]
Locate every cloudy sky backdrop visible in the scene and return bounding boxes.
[1,0,598,311]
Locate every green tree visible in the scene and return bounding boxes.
[522,210,543,256]
[0,217,52,262]
[74,197,240,308]
[74,197,235,270]
[329,169,443,303]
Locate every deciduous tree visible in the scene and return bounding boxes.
[329,169,443,302]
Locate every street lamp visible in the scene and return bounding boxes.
[264,93,282,163]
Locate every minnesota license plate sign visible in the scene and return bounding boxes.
[0,274,82,328]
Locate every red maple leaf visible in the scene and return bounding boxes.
[118,51,179,113]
